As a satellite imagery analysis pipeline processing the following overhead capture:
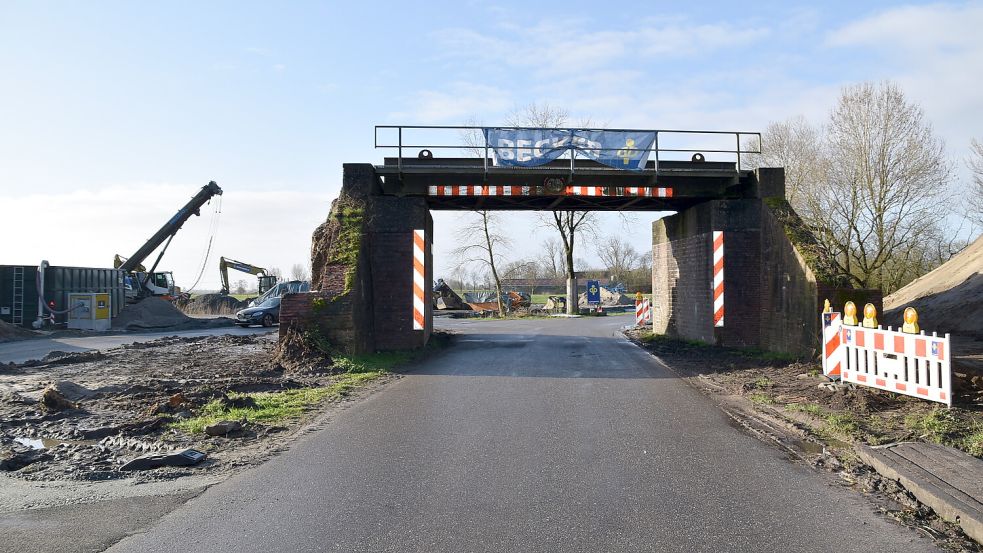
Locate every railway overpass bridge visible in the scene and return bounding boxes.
[281,127,875,356]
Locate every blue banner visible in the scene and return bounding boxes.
[483,128,656,171]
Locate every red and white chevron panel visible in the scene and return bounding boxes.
[712,231,724,328]
[429,185,524,196]
[427,185,673,197]
[635,299,651,326]
[821,312,842,379]
[566,186,673,197]
[412,229,425,331]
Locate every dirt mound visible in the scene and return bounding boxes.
[578,287,633,307]
[270,327,333,372]
[0,320,36,343]
[175,294,253,315]
[112,297,192,330]
[884,236,983,339]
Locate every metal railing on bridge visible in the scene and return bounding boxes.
[374,125,762,177]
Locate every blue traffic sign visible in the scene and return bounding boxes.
[586,280,601,304]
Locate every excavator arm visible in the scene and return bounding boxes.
[219,257,276,295]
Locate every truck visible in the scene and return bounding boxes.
[116,181,223,300]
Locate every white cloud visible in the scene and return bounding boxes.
[826,2,983,168]
[431,17,770,78]
[391,82,513,124]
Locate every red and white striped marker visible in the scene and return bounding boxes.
[412,229,425,331]
[822,311,842,378]
[712,231,724,327]
[635,299,651,326]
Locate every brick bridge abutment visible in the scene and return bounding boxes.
[281,165,879,357]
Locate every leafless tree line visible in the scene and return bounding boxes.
[745,81,978,294]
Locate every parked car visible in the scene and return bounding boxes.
[235,296,281,327]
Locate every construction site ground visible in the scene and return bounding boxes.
[0,330,442,516]
[625,328,983,549]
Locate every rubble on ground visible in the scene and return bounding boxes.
[0,333,351,483]
[0,320,37,343]
[433,279,468,310]
[462,291,531,313]
[270,327,334,372]
[112,297,235,330]
[174,293,254,315]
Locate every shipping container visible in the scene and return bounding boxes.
[0,265,125,328]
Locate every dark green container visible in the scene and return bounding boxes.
[0,265,125,328]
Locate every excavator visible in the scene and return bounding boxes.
[219,257,277,295]
[115,181,223,300]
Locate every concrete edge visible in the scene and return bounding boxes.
[855,444,983,544]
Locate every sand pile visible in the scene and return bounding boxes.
[0,320,36,343]
[112,297,192,330]
[578,287,633,307]
[884,236,983,339]
[175,294,253,315]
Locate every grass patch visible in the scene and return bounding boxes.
[737,347,799,362]
[825,413,861,438]
[332,350,416,373]
[749,393,775,405]
[904,407,959,444]
[754,377,774,389]
[172,372,383,434]
[785,402,827,417]
[964,427,983,457]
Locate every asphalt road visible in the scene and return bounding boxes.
[0,325,273,364]
[107,316,938,552]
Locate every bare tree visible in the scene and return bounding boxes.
[546,211,598,313]
[452,211,510,316]
[596,236,641,284]
[290,263,310,282]
[743,116,826,211]
[969,138,983,227]
[233,279,249,295]
[267,266,283,281]
[823,82,951,291]
[540,238,563,280]
[757,82,953,293]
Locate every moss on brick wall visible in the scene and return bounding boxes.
[763,197,849,287]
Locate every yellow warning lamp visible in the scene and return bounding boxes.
[862,303,878,328]
[635,291,643,304]
[902,307,920,334]
[823,299,831,313]
[843,301,858,326]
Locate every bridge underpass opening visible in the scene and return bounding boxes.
[280,126,871,357]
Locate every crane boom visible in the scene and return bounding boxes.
[119,181,223,273]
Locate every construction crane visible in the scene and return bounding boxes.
[117,181,223,299]
[219,257,277,295]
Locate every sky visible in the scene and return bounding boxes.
[1,1,981,291]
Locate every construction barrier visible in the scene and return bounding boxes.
[821,303,951,406]
[712,231,724,327]
[821,311,843,379]
[412,229,425,331]
[635,299,651,326]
